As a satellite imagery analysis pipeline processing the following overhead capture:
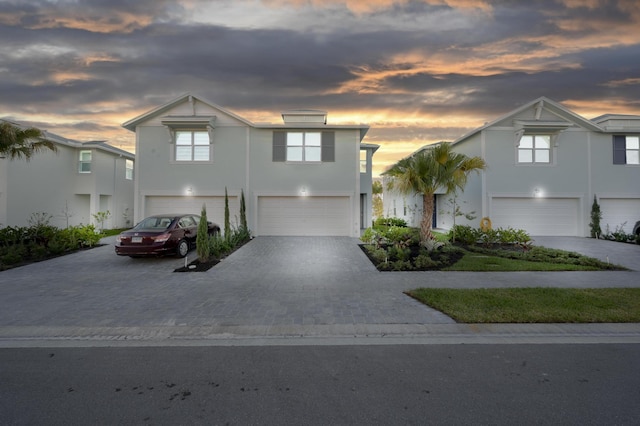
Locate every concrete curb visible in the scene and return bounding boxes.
[2,323,640,347]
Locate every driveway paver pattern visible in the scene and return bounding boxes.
[1,235,639,343]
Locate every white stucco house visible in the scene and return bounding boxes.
[0,120,135,229]
[122,93,378,237]
[384,97,640,237]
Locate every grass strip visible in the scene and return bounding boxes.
[443,252,601,271]
[406,288,640,323]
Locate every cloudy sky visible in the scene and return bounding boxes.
[2,0,640,175]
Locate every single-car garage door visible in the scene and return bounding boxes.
[146,196,238,226]
[600,198,640,234]
[258,196,351,236]
[491,197,580,236]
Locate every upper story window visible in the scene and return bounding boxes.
[78,150,91,173]
[273,131,335,163]
[360,150,367,173]
[613,135,639,165]
[175,131,211,162]
[286,132,321,162]
[125,159,134,180]
[518,135,551,164]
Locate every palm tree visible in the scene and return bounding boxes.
[0,121,57,161]
[383,143,486,243]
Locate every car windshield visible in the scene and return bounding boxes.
[134,217,173,230]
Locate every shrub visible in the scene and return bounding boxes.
[385,226,417,248]
[414,254,438,269]
[1,243,26,266]
[448,225,478,245]
[373,217,407,229]
[196,204,211,262]
[589,195,602,238]
[478,228,500,246]
[360,227,377,244]
[391,260,413,271]
[366,246,388,263]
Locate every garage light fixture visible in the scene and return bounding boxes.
[186,186,193,195]
[300,187,307,196]
[533,188,543,198]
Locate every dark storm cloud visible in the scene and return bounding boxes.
[1,0,640,172]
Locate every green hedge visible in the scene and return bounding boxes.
[0,224,102,270]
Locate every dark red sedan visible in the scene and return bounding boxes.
[115,214,220,258]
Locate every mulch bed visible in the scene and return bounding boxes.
[174,257,220,272]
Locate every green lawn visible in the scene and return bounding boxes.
[443,251,602,271]
[406,288,640,323]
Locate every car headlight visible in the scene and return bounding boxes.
[116,235,122,243]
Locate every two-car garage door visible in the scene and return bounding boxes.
[257,196,351,236]
[146,196,238,227]
[491,197,580,236]
[146,195,352,236]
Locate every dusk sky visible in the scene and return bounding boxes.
[2,0,640,175]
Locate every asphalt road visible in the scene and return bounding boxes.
[1,344,639,425]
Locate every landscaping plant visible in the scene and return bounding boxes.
[196,203,211,262]
[224,187,230,240]
[589,195,602,238]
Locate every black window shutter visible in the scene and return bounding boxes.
[273,131,286,162]
[613,135,626,165]
[321,132,335,162]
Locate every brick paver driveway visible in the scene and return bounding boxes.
[0,237,454,341]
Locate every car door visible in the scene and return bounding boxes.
[178,216,198,244]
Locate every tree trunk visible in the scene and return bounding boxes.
[420,193,434,243]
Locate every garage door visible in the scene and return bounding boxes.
[600,198,640,234]
[258,196,351,236]
[145,196,238,227]
[491,197,579,236]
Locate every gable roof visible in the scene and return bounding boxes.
[122,93,370,141]
[452,96,603,146]
[122,93,253,131]
[1,119,134,159]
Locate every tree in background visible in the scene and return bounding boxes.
[0,121,57,160]
[384,143,486,244]
[372,180,383,220]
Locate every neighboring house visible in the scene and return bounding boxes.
[384,97,640,236]
[0,120,135,229]
[122,93,377,237]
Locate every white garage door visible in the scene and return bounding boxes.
[600,198,640,234]
[491,197,579,236]
[258,196,351,236]
[145,196,238,227]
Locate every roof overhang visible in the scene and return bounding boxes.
[160,116,216,128]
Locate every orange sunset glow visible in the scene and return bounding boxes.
[2,0,640,176]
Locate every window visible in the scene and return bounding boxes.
[287,132,321,162]
[273,131,335,162]
[518,135,550,164]
[360,150,367,173]
[79,150,91,173]
[125,159,134,180]
[613,135,639,165]
[175,131,210,162]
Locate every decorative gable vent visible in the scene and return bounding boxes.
[281,110,327,125]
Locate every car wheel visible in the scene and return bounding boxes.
[176,239,189,258]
